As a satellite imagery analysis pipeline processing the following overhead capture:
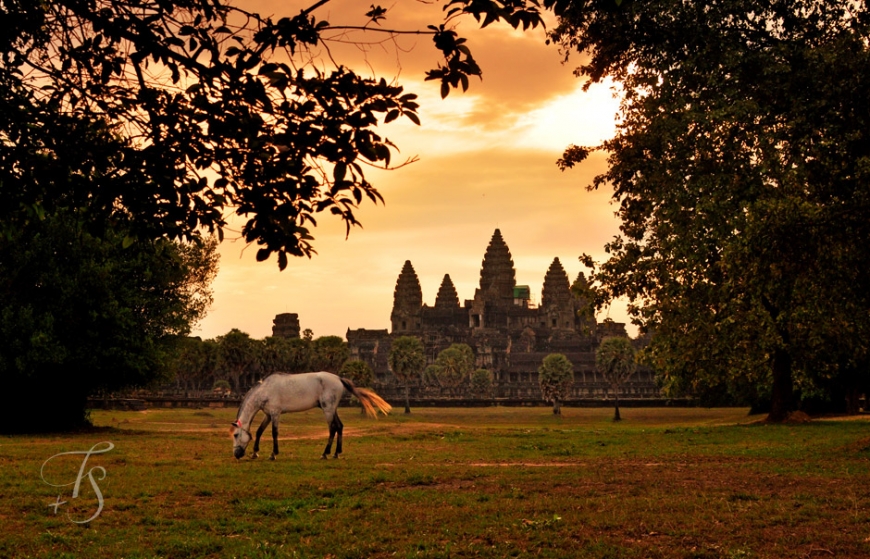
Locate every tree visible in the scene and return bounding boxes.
[596,337,636,421]
[1,0,547,432]
[216,329,261,391]
[430,344,476,396]
[340,360,375,387]
[171,336,220,392]
[388,336,426,414]
[423,365,442,389]
[340,359,375,415]
[0,216,218,431]
[261,336,311,374]
[470,368,494,398]
[2,0,545,267]
[538,353,574,415]
[309,336,349,373]
[553,0,870,420]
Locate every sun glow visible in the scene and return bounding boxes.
[192,1,630,341]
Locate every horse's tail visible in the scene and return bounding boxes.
[340,378,392,418]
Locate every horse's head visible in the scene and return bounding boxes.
[231,419,251,459]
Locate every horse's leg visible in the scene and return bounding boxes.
[252,415,271,459]
[333,412,344,459]
[269,413,280,460]
[322,409,336,459]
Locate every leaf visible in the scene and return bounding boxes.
[333,162,347,182]
[384,109,400,124]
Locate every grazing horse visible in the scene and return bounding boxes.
[231,372,391,460]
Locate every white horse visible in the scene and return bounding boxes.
[231,372,391,460]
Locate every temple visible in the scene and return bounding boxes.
[344,229,661,401]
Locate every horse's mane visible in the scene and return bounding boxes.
[236,380,264,421]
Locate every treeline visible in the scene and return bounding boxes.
[168,330,370,393]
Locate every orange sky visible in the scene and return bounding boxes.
[192,0,631,341]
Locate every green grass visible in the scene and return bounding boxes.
[3,407,869,558]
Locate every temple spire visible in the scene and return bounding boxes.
[479,229,516,301]
[391,260,422,333]
[435,274,460,309]
[542,257,571,308]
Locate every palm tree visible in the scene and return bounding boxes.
[431,344,475,396]
[388,336,426,413]
[538,353,574,415]
[596,337,637,421]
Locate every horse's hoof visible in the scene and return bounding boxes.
[269,454,276,461]
[251,452,259,459]
[321,454,328,460]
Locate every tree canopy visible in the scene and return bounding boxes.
[596,336,636,421]
[1,0,551,431]
[261,335,312,374]
[430,344,476,395]
[2,0,547,267]
[554,0,870,419]
[538,353,574,415]
[470,368,494,397]
[309,335,350,373]
[389,335,426,413]
[339,359,375,388]
[0,218,218,431]
[215,328,262,390]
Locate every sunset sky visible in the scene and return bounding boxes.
[192,0,631,341]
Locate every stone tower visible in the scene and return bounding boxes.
[471,229,517,329]
[478,229,516,302]
[541,257,575,330]
[272,313,301,338]
[435,274,460,309]
[390,260,423,333]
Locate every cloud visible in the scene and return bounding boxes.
[192,1,634,341]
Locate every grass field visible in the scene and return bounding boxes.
[2,406,869,558]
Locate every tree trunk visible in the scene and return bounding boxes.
[767,346,794,422]
[613,385,621,421]
[404,384,411,414]
[845,385,861,415]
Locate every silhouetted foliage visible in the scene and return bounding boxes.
[0,218,218,432]
[261,336,312,374]
[310,336,350,373]
[172,336,220,392]
[0,0,552,431]
[553,0,870,420]
[1,0,546,267]
[216,329,261,391]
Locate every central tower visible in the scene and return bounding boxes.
[470,229,517,329]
